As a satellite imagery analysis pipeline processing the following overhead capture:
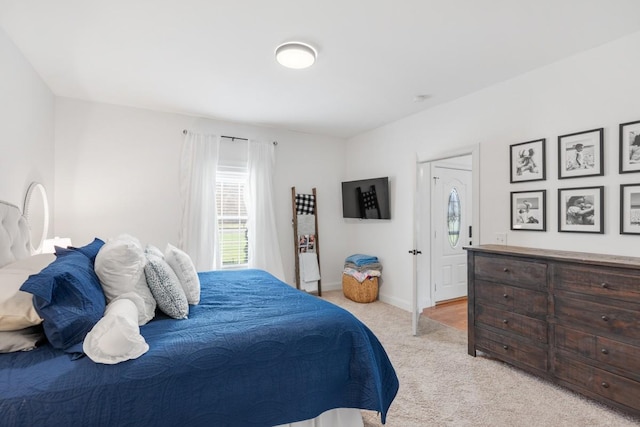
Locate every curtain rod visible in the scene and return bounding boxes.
[182,129,277,145]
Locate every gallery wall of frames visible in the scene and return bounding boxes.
[509,119,640,235]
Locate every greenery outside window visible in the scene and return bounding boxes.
[216,168,248,267]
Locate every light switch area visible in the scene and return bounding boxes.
[495,232,507,245]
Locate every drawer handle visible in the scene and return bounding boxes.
[601,282,609,289]
[502,319,509,324]
[601,315,609,322]
[601,348,609,355]
[503,293,509,299]
[503,267,509,273]
[502,345,509,350]
[601,382,610,389]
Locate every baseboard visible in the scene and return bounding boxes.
[379,293,411,312]
[321,281,341,292]
[321,281,411,313]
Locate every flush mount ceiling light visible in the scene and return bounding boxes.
[275,42,317,69]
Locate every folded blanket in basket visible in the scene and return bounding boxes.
[343,268,381,283]
[344,261,383,272]
[345,254,379,267]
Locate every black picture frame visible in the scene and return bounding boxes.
[619,120,640,174]
[557,186,604,234]
[510,190,546,231]
[558,128,604,179]
[510,138,546,183]
[620,183,640,235]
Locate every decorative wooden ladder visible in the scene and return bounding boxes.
[291,187,321,296]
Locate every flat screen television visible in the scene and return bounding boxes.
[341,177,391,219]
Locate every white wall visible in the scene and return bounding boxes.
[346,31,640,311]
[8,21,640,312]
[0,27,54,217]
[54,98,347,288]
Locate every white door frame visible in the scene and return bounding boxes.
[412,144,481,335]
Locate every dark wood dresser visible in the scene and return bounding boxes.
[467,244,640,416]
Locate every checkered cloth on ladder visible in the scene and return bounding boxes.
[296,194,315,215]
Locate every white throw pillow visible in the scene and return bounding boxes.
[144,244,164,259]
[94,234,156,325]
[0,269,43,331]
[83,298,149,364]
[0,326,45,353]
[164,243,200,305]
[144,254,188,319]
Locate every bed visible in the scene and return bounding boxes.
[0,200,399,426]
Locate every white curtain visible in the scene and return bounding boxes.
[246,140,285,281]
[179,132,220,271]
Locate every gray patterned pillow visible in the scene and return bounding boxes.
[144,254,188,319]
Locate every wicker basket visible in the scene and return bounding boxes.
[342,274,378,303]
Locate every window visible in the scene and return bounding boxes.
[447,187,461,248]
[216,168,248,268]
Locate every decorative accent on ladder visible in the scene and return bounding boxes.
[291,187,322,296]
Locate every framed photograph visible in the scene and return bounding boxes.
[620,184,640,234]
[510,138,545,183]
[510,190,546,231]
[558,186,604,233]
[619,120,640,174]
[558,128,604,179]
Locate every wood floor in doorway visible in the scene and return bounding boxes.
[421,298,467,331]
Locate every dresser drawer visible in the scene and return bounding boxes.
[475,280,547,319]
[555,296,640,341]
[475,327,548,372]
[597,336,640,373]
[554,264,640,303]
[474,254,547,290]
[555,355,640,412]
[555,325,640,375]
[476,303,547,343]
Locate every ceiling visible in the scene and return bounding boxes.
[2,1,640,139]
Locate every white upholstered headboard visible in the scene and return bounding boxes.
[0,200,32,268]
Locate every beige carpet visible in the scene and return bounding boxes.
[321,291,640,427]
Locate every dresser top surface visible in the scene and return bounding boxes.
[465,245,640,269]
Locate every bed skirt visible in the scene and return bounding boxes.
[275,408,363,427]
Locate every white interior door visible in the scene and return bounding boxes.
[431,161,472,302]
[413,149,478,336]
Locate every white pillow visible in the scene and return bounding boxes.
[2,254,55,272]
[94,234,156,325]
[144,244,164,259]
[164,243,200,305]
[144,254,188,319]
[83,298,149,364]
[0,326,45,353]
[0,269,43,331]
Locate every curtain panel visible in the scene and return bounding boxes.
[179,132,220,271]
[246,140,285,281]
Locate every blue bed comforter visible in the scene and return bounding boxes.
[0,269,398,426]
